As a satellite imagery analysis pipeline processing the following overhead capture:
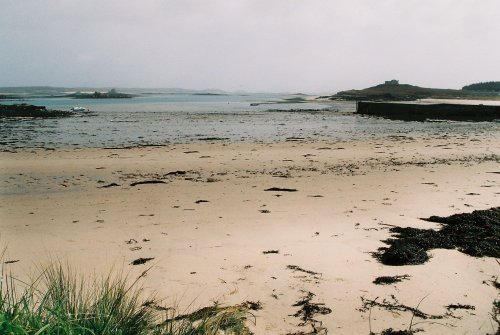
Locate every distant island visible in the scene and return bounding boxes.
[327,80,500,101]
[67,89,134,99]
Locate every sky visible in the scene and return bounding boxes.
[1,0,499,93]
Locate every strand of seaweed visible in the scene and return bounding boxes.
[359,296,458,320]
[287,291,331,335]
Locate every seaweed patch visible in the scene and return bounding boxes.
[287,265,321,276]
[359,295,453,320]
[289,291,331,334]
[373,275,410,285]
[131,257,154,265]
[374,207,499,266]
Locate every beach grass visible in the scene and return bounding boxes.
[0,259,253,335]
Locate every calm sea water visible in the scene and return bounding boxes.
[0,93,498,149]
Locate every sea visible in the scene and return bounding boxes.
[1,92,498,149]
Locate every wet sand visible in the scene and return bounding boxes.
[1,133,499,334]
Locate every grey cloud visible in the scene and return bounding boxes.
[1,0,499,92]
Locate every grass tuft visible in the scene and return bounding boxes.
[0,260,253,335]
[1,262,157,334]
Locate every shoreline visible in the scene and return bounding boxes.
[1,135,499,334]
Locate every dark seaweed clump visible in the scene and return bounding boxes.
[373,275,410,285]
[290,291,331,325]
[375,207,499,266]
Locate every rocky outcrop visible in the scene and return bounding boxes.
[0,104,74,118]
[330,83,480,101]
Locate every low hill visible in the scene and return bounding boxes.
[330,83,476,101]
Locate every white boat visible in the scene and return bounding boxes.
[71,106,88,112]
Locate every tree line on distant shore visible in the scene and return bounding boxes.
[462,81,500,92]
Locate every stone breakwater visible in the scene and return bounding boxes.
[356,101,500,121]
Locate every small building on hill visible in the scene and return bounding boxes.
[384,79,399,85]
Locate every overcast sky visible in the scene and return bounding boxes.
[1,0,499,93]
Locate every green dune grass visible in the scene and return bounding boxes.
[0,259,253,335]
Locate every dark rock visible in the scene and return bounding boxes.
[0,104,74,118]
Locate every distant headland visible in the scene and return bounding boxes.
[340,80,500,121]
[326,80,500,101]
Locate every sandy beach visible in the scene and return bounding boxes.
[1,132,499,334]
